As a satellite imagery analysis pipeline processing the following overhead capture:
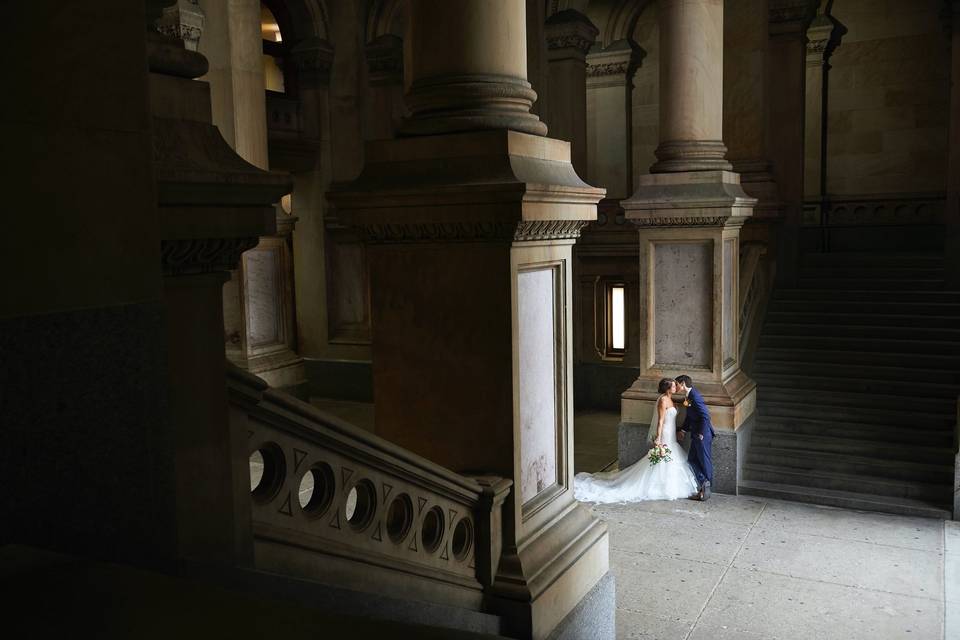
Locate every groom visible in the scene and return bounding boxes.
[675,375,715,501]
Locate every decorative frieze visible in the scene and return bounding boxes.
[354,219,591,244]
[155,0,205,52]
[585,39,645,86]
[161,237,259,276]
[545,9,598,58]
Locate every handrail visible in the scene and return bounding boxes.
[739,242,771,372]
[227,364,511,606]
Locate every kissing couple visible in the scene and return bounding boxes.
[574,375,715,503]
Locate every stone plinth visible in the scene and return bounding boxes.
[621,170,758,494]
[329,129,610,640]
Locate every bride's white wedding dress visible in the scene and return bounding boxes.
[574,403,699,503]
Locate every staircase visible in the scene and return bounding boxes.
[741,251,960,519]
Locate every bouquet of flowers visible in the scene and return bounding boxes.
[649,444,672,466]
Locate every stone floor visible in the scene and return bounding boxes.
[589,494,958,640]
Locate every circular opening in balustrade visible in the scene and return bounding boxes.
[299,462,335,516]
[451,517,474,562]
[421,506,445,554]
[345,479,377,532]
[385,494,413,544]
[250,443,285,502]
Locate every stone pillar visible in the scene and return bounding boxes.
[945,0,960,287]
[724,0,780,219]
[586,40,645,199]
[364,34,405,140]
[621,0,757,495]
[768,1,815,286]
[201,0,305,389]
[148,24,289,565]
[803,11,845,203]
[330,2,611,638]
[545,10,598,176]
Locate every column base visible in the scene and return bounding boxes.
[246,349,306,391]
[488,503,609,640]
[651,140,733,173]
[621,370,756,432]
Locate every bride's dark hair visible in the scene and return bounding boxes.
[658,378,674,394]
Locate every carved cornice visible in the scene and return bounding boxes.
[155,0,205,52]
[353,219,591,244]
[547,33,596,55]
[545,9,598,57]
[630,216,731,228]
[161,237,260,276]
[289,37,334,87]
[586,39,645,81]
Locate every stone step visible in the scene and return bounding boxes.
[761,322,960,342]
[754,347,960,370]
[800,252,944,268]
[753,359,960,384]
[737,479,952,519]
[799,266,945,280]
[754,415,955,446]
[797,278,944,291]
[775,289,960,303]
[757,399,955,428]
[758,334,960,355]
[768,299,960,316]
[749,431,955,465]
[757,372,960,399]
[741,463,950,503]
[758,387,957,415]
[745,446,954,484]
[765,310,960,328]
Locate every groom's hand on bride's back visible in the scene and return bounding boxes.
[677,430,685,441]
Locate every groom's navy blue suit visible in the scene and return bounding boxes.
[679,388,714,487]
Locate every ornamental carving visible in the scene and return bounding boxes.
[630,216,731,228]
[354,219,591,244]
[546,34,595,55]
[161,237,260,275]
[155,0,205,52]
[586,60,634,78]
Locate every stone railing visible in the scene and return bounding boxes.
[739,241,771,371]
[802,192,945,251]
[227,365,512,609]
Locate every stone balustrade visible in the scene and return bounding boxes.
[227,365,511,609]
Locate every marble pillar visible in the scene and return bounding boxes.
[330,2,611,638]
[148,25,289,565]
[621,0,757,495]
[545,10,598,177]
[586,40,645,200]
[201,0,305,389]
[768,1,815,286]
[945,0,960,287]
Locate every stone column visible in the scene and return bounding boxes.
[620,0,757,495]
[586,39,645,199]
[724,0,780,219]
[545,10,598,176]
[330,2,612,637]
[148,23,289,565]
[803,10,845,203]
[768,0,815,286]
[944,0,960,288]
[201,0,305,389]
[364,34,405,140]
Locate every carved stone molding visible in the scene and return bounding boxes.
[366,34,403,83]
[155,0,205,52]
[585,40,645,84]
[545,9,598,58]
[353,219,591,244]
[630,216,731,228]
[289,37,335,87]
[161,237,260,276]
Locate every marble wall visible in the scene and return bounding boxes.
[824,0,949,195]
[653,242,713,370]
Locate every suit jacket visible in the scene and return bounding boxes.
[680,388,715,438]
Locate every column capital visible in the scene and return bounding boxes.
[154,0,205,52]
[806,14,847,67]
[769,0,817,36]
[586,39,645,87]
[289,37,335,88]
[365,34,403,86]
[545,9,599,62]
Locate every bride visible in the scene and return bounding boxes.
[574,378,699,503]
